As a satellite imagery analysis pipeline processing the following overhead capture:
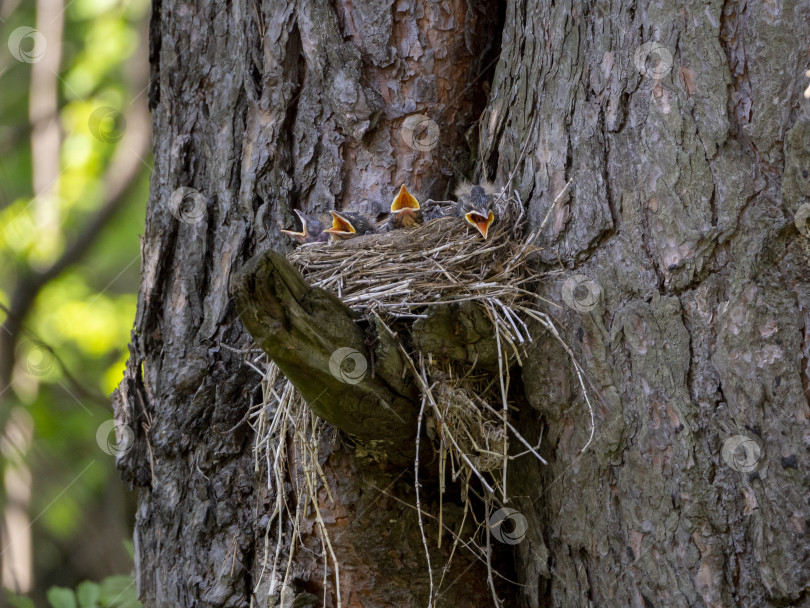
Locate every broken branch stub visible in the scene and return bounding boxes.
[233,250,420,466]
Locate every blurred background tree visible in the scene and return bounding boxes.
[0,0,150,602]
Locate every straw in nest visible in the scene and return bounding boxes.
[233,182,593,607]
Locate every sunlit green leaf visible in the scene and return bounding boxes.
[76,581,100,608]
[47,587,77,608]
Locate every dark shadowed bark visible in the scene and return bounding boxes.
[115,0,810,606]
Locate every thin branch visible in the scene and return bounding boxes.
[415,390,435,607]
[484,499,502,608]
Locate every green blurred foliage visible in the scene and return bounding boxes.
[45,574,142,608]
[6,591,36,608]
[0,0,151,599]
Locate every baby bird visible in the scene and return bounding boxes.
[323,210,377,240]
[455,181,497,239]
[281,209,328,244]
[387,184,422,229]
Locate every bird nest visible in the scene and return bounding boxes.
[287,215,538,317]
[257,186,594,492]
[237,185,593,606]
[285,207,548,481]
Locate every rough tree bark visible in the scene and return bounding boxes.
[114,0,810,606]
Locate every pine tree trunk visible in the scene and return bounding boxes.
[115,0,810,606]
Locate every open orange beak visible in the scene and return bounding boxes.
[391,184,420,214]
[280,228,306,239]
[281,209,309,240]
[464,210,495,239]
[323,211,356,236]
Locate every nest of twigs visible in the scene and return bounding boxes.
[236,184,593,607]
[283,191,567,488]
[287,203,533,316]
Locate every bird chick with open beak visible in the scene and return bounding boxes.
[281,209,328,244]
[323,210,377,241]
[455,182,496,239]
[387,184,422,229]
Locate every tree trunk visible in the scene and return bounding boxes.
[115,0,810,606]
